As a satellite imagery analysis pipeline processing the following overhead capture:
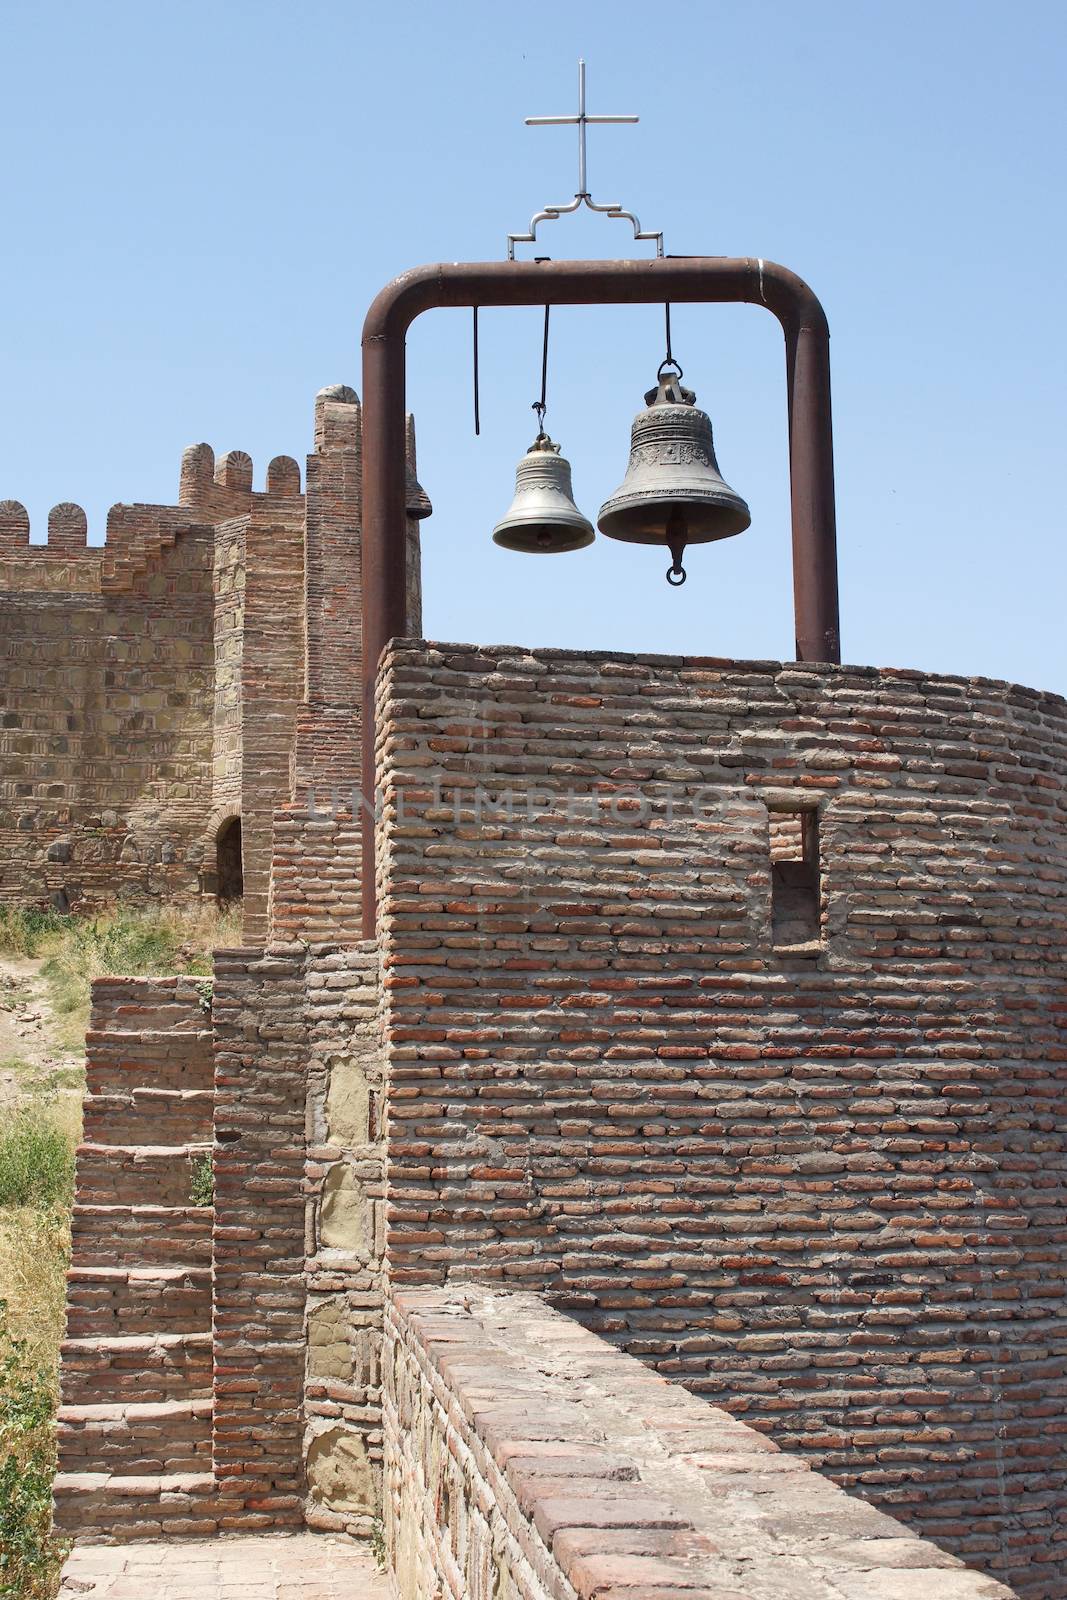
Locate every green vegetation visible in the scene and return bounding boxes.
[0,1182,72,1595]
[0,1120,73,1211]
[189,1152,214,1208]
[0,1305,64,1599]
[0,1069,76,1594]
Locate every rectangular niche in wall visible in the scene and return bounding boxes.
[766,800,822,951]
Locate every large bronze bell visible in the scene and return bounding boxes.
[597,367,750,583]
[492,433,595,554]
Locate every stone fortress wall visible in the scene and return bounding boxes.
[0,446,305,910]
[4,381,1059,1598]
[0,494,216,909]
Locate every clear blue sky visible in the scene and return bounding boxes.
[2,0,1064,692]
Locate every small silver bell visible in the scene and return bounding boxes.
[492,433,595,555]
[597,366,750,583]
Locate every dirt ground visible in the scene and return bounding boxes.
[0,954,85,1117]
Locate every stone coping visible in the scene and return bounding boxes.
[380,638,1067,709]
[392,1287,1016,1600]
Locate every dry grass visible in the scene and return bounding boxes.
[0,910,66,962]
[36,903,240,1050]
[0,1078,79,1372]
[0,1205,70,1379]
[0,1114,73,1597]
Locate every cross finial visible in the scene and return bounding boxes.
[507,60,664,259]
[525,59,638,200]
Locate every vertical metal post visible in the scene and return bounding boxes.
[785,322,840,663]
[360,323,409,934]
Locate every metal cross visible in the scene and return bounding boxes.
[526,58,638,200]
[507,59,664,258]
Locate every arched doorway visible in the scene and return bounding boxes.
[216,816,243,904]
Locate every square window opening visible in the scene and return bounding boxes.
[769,807,821,949]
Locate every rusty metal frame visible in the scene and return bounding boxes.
[360,256,840,936]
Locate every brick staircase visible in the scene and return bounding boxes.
[53,977,217,1540]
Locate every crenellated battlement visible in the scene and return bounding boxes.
[0,498,95,555]
[0,498,101,594]
[0,438,305,597]
[47,501,91,551]
[0,499,30,549]
[179,441,303,517]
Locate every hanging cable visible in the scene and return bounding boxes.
[532,305,550,438]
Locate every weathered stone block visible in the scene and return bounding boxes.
[307,1297,353,1383]
[306,1426,374,1515]
[319,1163,370,1254]
[326,1055,371,1145]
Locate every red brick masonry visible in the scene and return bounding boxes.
[379,643,1067,1596]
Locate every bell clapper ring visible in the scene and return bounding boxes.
[657,304,685,399]
[660,302,683,382]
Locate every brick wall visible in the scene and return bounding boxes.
[303,943,386,1535]
[0,443,307,917]
[276,386,369,947]
[211,945,309,1530]
[211,515,245,817]
[0,504,217,908]
[239,496,306,941]
[377,642,1067,1597]
[304,386,363,708]
[0,382,413,925]
[269,803,364,942]
[56,944,388,1543]
[385,1286,1015,1600]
